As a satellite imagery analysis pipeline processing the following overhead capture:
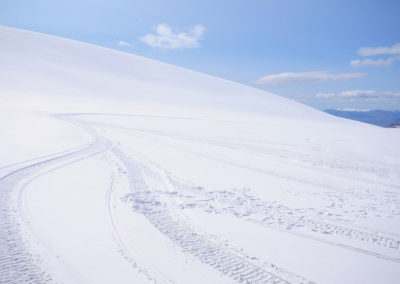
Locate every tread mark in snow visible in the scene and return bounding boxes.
[0,118,106,283]
[111,147,312,284]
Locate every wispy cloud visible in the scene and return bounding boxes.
[357,43,400,56]
[350,43,400,67]
[315,90,400,99]
[255,71,365,85]
[140,23,205,49]
[118,40,132,47]
[315,92,336,98]
[350,56,400,67]
[336,108,371,112]
[338,90,378,98]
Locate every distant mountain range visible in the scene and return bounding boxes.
[325,109,400,127]
[388,120,400,128]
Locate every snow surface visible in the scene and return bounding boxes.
[1,25,400,283]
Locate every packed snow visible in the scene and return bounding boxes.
[1,25,400,283]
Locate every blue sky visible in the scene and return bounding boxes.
[1,0,399,110]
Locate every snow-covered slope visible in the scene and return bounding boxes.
[1,26,400,284]
[1,25,315,117]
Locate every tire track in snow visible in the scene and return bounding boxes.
[119,129,400,252]
[105,152,175,284]
[0,144,89,179]
[82,118,400,190]
[110,146,311,284]
[167,177,400,262]
[0,116,108,283]
[64,113,400,282]
[124,147,400,264]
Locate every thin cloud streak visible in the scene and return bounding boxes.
[316,90,400,99]
[357,43,400,56]
[350,56,400,67]
[255,71,365,85]
[118,40,132,47]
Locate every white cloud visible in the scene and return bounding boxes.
[140,23,205,49]
[118,40,132,47]
[315,90,400,99]
[357,43,400,56]
[315,92,336,98]
[350,43,400,67]
[337,108,371,112]
[338,90,377,98]
[350,56,400,67]
[255,71,365,85]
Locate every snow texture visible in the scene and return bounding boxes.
[1,25,400,283]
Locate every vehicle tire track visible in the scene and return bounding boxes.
[0,119,106,283]
[110,146,312,284]
[114,129,400,252]
[166,176,400,262]
[123,150,400,264]
[105,152,174,284]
